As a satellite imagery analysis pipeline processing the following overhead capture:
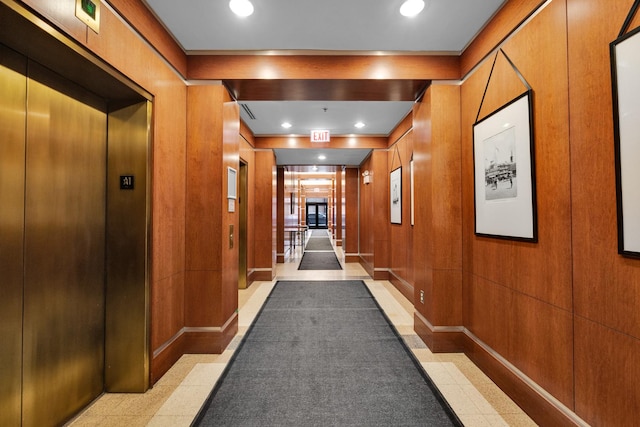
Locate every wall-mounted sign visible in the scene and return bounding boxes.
[310,130,330,143]
[76,0,100,33]
[120,175,134,190]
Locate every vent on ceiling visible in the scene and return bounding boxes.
[240,103,256,120]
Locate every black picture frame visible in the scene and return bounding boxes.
[611,26,640,258]
[472,90,537,242]
[390,167,402,224]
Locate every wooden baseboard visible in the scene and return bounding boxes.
[150,314,238,385]
[249,269,274,282]
[150,332,186,384]
[463,333,584,427]
[413,312,465,353]
[413,312,586,427]
[344,253,360,263]
[388,270,414,302]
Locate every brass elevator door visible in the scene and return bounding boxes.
[238,161,248,289]
[22,61,107,427]
[0,53,107,426]
[0,44,27,427]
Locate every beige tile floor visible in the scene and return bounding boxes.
[68,233,536,426]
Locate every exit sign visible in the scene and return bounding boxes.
[311,130,330,143]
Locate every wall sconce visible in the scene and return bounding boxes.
[362,170,371,185]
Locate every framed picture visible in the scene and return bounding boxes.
[390,167,402,224]
[473,90,537,241]
[410,159,415,226]
[227,167,237,199]
[611,26,640,257]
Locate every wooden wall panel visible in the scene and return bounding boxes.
[182,85,238,358]
[87,5,156,93]
[186,85,224,271]
[413,84,463,346]
[106,0,188,76]
[461,0,574,412]
[188,55,460,81]
[221,98,240,322]
[21,0,87,43]
[372,150,390,280]
[461,0,548,76]
[412,93,434,322]
[568,0,640,425]
[431,85,462,327]
[358,150,391,278]
[344,168,359,261]
[254,150,277,279]
[358,154,375,275]
[388,130,414,300]
[574,317,640,427]
[240,136,256,281]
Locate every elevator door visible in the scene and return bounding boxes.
[23,61,107,427]
[0,52,107,426]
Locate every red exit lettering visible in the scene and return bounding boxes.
[311,130,330,142]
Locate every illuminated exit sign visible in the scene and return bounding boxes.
[311,130,330,143]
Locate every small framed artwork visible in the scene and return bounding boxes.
[227,167,237,200]
[473,90,537,241]
[410,159,415,226]
[611,26,640,257]
[390,167,402,224]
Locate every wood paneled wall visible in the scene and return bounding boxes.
[253,151,277,281]
[455,0,640,425]
[344,168,360,261]
[568,1,640,425]
[358,150,390,279]
[183,84,239,355]
[413,84,464,353]
[388,125,414,301]
[334,171,343,246]
[460,0,575,418]
[16,1,640,425]
[240,133,256,282]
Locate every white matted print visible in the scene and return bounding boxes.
[390,167,402,224]
[473,90,537,241]
[611,26,640,257]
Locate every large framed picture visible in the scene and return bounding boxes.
[473,90,537,241]
[611,26,640,257]
[390,167,402,224]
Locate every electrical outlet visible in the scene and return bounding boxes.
[420,290,424,304]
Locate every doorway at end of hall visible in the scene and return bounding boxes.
[306,202,328,229]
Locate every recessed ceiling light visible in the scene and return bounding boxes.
[229,0,254,17]
[354,122,366,129]
[400,0,425,17]
[318,155,326,160]
[281,122,292,129]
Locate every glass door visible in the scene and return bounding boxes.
[306,202,328,229]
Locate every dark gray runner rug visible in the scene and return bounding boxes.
[298,251,342,270]
[193,280,461,427]
[304,236,334,251]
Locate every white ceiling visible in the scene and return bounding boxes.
[145,0,505,53]
[143,0,507,166]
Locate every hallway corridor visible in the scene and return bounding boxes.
[68,239,536,427]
